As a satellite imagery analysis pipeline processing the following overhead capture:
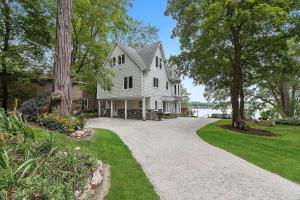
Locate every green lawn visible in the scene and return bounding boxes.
[197,120,300,184]
[34,128,159,200]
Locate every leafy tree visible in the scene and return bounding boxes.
[181,86,190,108]
[0,0,52,110]
[166,0,299,126]
[111,18,159,48]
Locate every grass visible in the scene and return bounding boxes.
[197,119,300,184]
[34,128,159,200]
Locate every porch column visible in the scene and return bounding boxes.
[124,99,127,120]
[110,100,113,118]
[142,97,146,121]
[98,100,101,117]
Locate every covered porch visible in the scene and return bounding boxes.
[97,98,149,120]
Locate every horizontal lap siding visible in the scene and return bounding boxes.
[97,45,142,99]
[144,46,172,110]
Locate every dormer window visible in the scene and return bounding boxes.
[156,56,158,67]
[118,55,122,64]
[159,58,162,69]
[112,57,116,66]
[118,54,125,65]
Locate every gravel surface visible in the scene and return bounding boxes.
[87,117,300,200]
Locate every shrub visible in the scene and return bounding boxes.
[0,109,34,139]
[275,118,300,126]
[38,113,84,133]
[19,94,49,121]
[0,134,97,200]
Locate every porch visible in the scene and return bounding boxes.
[97,98,149,120]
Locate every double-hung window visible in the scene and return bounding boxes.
[159,58,162,69]
[155,56,158,68]
[124,76,133,89]
[174,85,177,95]
[153,78,159,87]
[166,81,168,90]
[118,54,125,65]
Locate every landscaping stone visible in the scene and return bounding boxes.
[75,161,105,200]
[71,128,94,139]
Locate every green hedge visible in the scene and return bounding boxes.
[276,118,300,126]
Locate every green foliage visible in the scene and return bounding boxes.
[19,94,49,121]
[34,128,159,200]
[0,109,34,139]
[260,110,272,120]
[0,133,97,200]
[38,113,84,133]
[165,0,300,121]
[111,18,160,48]
[162,113,178,119]
[276,118,300,126]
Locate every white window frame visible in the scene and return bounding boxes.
[124,76,133,90]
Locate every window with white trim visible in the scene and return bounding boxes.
[124,76,133,89]
[159,58,162,69]
[155,56,158,67]
[166,81,168,90]
[174,85,177,95]
[155,101,158,110]
[112,57,116,66]
[118,54,125,65]
[153,78,159,87]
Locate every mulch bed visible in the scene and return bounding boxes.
[220,125,276,137]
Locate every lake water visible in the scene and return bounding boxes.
[192,108,232,118]
[192,108,261,119]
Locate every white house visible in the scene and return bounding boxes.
[97,41,181,120]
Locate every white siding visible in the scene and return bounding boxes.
[97,45,142,99]
[144,46,172,110]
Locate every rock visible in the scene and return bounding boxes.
[91,165,103,189]
[74,190,81,198]
[75,130,85,137]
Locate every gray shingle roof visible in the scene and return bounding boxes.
[117,41,162,70]
[117,42,146,69]
[136,42,161,68]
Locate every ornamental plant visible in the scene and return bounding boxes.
[38,112,84,133]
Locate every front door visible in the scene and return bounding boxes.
[113,103,118,117]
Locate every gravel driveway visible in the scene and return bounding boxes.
[87,117,300,200]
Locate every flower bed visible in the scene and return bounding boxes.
[38,113,85,133]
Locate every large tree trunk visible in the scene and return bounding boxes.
[53,0,73,115]
[279,79,291,117]
[230,26,242,127]
[1,0,10,111]
[240,81,245,120]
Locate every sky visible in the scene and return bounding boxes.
[128,0,206,102]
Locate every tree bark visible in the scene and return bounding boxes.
[53,0,73,115]
[240,81,245,120]
[279,79,291,117]
[1,0,10,111]
[230,26,242,127]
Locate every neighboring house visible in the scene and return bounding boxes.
[97,41,181,120]
[34,79,96,112]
